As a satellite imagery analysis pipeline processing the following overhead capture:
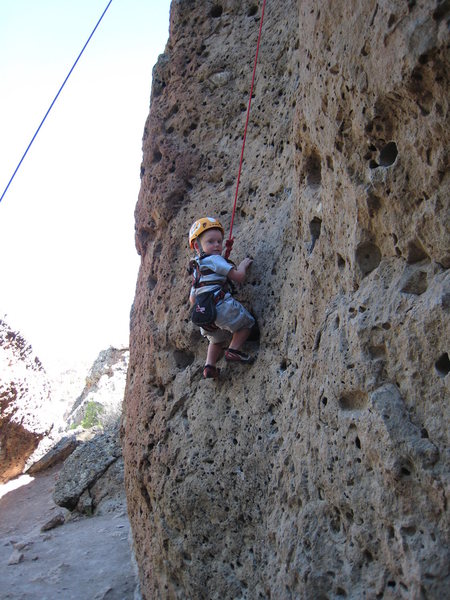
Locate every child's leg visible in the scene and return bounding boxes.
[228,327,251,351]
[206,342,225,367]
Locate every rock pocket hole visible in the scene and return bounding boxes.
[247,5,258,16]
[435,352,450,377]
[355,242,381,276]
[401,525,417,536]
[337,254,346,269]
[433,1,449,20]
[406,240,429,264]
[305,151,322,187]
[173,350,195,369]
[400,270,428,295]
[396,458,414,479]
[368,345,386,360]
[387,14,397,28]
[379,141,398,167]
[308,217,322,253]
[367,193,381,217]
[338,391,368,411]
[152,149,162,163]
[210,5,223,18]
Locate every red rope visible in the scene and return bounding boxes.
[225,0,267,260]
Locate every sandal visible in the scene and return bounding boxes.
[203,365,220,380]
[224,348,254,364]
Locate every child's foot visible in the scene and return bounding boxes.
[224,348,254,364]
[203,364,220,380]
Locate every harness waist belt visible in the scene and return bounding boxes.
[197,281,225,288]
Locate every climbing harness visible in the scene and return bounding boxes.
[0,0,114,204]
[188,254,221,331]
[188,252,235,293]
[188,252,233,330]
[225,0,267,259]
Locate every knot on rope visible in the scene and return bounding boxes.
[224,237,234,260]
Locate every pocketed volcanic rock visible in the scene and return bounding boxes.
[123,1,449,598]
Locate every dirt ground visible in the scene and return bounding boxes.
[0,466,139,600]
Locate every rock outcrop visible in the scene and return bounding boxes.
[50,350,130,515]
[0,319,53,483]
[26,435,80,476]
[123,1,449,598]
[65,346,129,429]
[53,424,125,515]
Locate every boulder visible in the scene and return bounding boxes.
[26,435,79,475]
[53,424,124,514]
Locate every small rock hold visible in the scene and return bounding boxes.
[94,587,114,599]
[413,438,439,468]
[8,550,24,565]
[12,541,32,551]
[40,512,66,532]
[209,71,232,87]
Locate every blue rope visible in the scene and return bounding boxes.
[0,0,114,205]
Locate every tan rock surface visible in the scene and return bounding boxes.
[123,1,449,598]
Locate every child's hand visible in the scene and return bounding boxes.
[239,257,253,271]
[228,257,253,284]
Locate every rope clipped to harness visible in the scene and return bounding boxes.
[225,238,234,258]
[224,0,267,260]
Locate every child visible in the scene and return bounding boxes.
[189,217,255,380]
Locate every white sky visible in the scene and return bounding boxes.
[0,0,171,373]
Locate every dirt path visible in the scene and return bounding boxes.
[0,466,139,600]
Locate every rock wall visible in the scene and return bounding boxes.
[123,1,449,598]
[0,319,53,483]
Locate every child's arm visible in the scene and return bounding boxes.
[227,257,253,284]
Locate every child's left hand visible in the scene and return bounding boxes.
[239,257,253,271]
[228,257,253,284]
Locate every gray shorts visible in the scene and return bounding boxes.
[201,293,255,344]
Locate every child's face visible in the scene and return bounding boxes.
[197,229,223,255]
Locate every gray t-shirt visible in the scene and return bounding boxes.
[191,254,233,298]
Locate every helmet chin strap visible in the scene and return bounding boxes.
[195,239,205,257]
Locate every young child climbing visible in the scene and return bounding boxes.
[188,217,255,380]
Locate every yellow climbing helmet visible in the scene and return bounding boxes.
[189,217,224,249]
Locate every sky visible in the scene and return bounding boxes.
[0,0,171,373]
